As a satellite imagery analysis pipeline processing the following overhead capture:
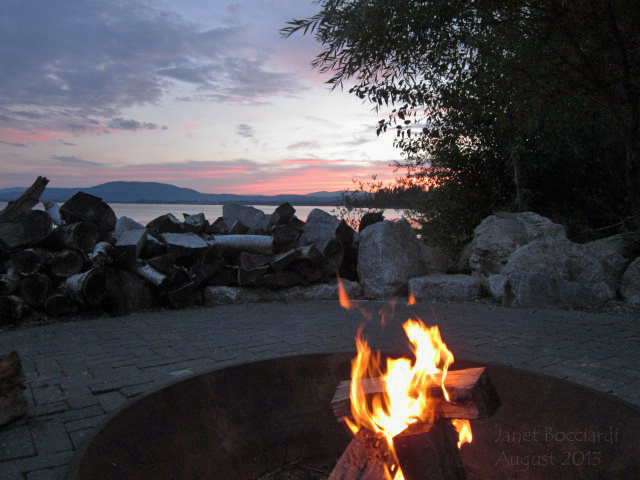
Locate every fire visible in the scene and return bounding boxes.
[452,419,473,448]
[407,292,416,305]
[339,283,472,479]
[337,275,352,309]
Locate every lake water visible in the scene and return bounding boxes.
[0,202,404,226]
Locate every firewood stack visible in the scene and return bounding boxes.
[0,177,359,324]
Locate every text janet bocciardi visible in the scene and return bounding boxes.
[495,426,619,444]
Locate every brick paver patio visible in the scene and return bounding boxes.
[0,300,639,479]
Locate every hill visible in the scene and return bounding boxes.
[0,181,344,206]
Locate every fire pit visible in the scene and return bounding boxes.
[66,354,640,480]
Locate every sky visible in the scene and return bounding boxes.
[0,0,402,195]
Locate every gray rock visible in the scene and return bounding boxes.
[203,280,362,305]
[223,204,270,233]
[419,244,449,274]
[451,242,472,274]
[409,274,482,302]
[469,212,567,277]
[500,239,616,306]
[585,232,640,285]
[357,219,425,298]
[620,257,640,303]
[488,274,507,302]
[502,273,598,308]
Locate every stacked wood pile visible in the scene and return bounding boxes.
[0,177,359,324]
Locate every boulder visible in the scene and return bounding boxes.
[419,244,449,274]
[497,239,616,306]
[585,232,640,285]
[469,212,567,277]
[223,204,270,234]
[300,208,358,250]
[409,274,482,302]
[357,219,425,298]
[451,242,472,274]
[502,273,599,308]
[620,257,640,303]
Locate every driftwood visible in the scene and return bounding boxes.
[0,351,27,427]
[50,249,85,278]
[332,367,500,421]
[61,268,106,306]
[0,176,48,222]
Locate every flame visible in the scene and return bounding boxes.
[347,319,463,479]
[452,419,473,448]
[407,292,416,305]
[337,275,351,309]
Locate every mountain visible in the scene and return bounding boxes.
[0,181,345,206]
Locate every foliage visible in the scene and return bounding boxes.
[283,0,640,253]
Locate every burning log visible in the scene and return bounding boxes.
[328,429,395,480]
[61,267,106,306]
[0,351,28,427]
[50,249,85,278]
[329,419,467,480]
[0,176,48,222]
[331,367,500,421]
[18,273,50,308]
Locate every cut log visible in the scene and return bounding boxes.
[136,230,167,260]
[182,213,209,234]
[146,252,178,274]
[291,260,331,283]
[339,243,359,281]
[50,249,85,278]
[268,202,296,229]
[0,267,20,295]
[103,268,158,315]
[60,192,116,235]
[332,367,500,421]
[41,222,99,253]
[359,211,384,233]
[0,210,54,251]
[239,252,272,271]
[394,418,467,480]
[335,219,355,246]
[160,232,208,261]
[0,296,24,323]
[238,265,270,286]
[323,238,345,269]
[328,429,395,480]
[112,228,146,267]
[270,248,300,272]
[42,200,63,226]
[13,248,50,276]
[0,351,28,426]
[61,268,106,306]
[227,219,249,235]
[89,241,113,266]
[272,224,300,249]
[209,235,273,255]
[190,246,224,286]
[146,213,184,234]
[44,292,72,317]
[207,217,228,235]
[254,270,305,288]
[19,273,50,308]
[166,281,202,308]
[0,176,48,222]
[207,265,239,286]
[288,215,305,232]
[131,262,170,287]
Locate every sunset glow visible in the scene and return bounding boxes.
[0,1,400,195]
